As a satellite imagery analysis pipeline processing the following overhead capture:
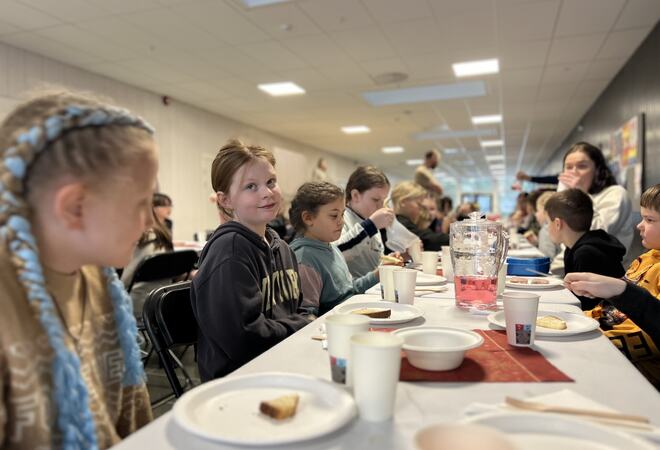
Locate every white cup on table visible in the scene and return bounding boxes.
[497,262,508,295]
[379,265,398,302]
[325,314,370,385]
[393,268,417,304]
[350,332,403,422]
[422,251,439,275]
[502,291,540,347]
[441,246,453,280]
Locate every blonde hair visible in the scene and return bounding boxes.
[211,139,276,218]
[390,181,427,213]
[0,89,154,448]
[536,191,555,211]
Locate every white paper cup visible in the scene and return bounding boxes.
[502,291,540,347]
[497,262,508,295]
[350,332,403,422]
[422,251,439,275]
[394,269,417,304]
[325,314,370,384]
[408,240,422,264]
[379,265,398,302]
[441,246,453,280]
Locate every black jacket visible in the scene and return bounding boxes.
[191,222,309,381]
[396,214,449,251]
[564,230,626,310]
[608,283,660,347]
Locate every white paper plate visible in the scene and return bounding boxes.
[172,372,356,446]
[487,310,600,336]
[333,300,424,325]
[506,276,563,289]
[416,272,447,286]
[463,412,655,450]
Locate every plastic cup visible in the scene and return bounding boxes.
[502,291,540,347]
[394,269,418,304]
[350,332,403,421]
[325,314,370,384]
[408,240,422,264]
[422,251,439,275]
[497,262,508,295]
[441,246,453,280]
[379,265,398,302]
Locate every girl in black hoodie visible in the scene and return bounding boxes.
[191,140,310,381]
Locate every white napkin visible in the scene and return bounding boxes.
[462,389,660,444]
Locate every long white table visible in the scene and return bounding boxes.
[114,287,660,450]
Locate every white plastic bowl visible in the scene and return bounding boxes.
[392,327,484,371]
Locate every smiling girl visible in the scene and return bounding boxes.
[290,182,378,318]
[191,140,310,381]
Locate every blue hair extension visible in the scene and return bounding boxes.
[1,103,153,449]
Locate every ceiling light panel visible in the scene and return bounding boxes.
[414,128,497,141]
[362,81,486,106]
[242,0,290,7]
[481,140,504,147]
[341,125,370,134]
[382,146,404,154]
[406,159,423,166]
[472,114,502,124]
[453,58,499,77]
[258,82,305,96]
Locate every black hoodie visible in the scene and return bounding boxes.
[191,222,310,381]
[564,229,626,310]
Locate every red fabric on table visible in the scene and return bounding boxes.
[399,329,573,383]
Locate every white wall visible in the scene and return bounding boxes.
[0,42,358,241]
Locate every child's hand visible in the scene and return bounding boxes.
[558,172,581,190]
[564,272,626,299]
[370,208,395,229]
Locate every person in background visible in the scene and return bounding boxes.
[435,196,454,234]
[534,191,562,259]
[334,166,397,278]
[391,181,449,251]
[545,189,625,310]
[191,140,309,381]
[565,183,660,387]
[414,149,443,197]
[509,192,532,232]
[153,192,173,232]
[311,157,328,182]
[290,182,379,318]
[0,91,153,448]
[121,197,174,319]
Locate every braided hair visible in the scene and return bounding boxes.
[0,92,154,449]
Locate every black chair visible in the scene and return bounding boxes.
[127,250,198,363]
[142,281,198,407]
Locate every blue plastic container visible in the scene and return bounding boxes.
[506,256,551,276]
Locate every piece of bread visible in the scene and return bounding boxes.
[351,308,392,318]
[531,278,550,285]
[259,394,299,420]
[536,315,567,330]
[510,277,529,284]
[380,254,404,266]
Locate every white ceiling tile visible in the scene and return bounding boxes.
[282,34,352,66]
[547,33,607,64]
[385,19,445,56]
[115,58,196,84]
[240,3,321,38]
[329,27,395,61]
[597,27,652,59]
[36,25,141,61]
[359,58,407,79]
[555,0,625,37]
[316,63,372,89]
[239,41,309,70]
[501,67,543,88]
[273,67,331,91]
[401,52,454,81]
[437,7,496,52]
[297,0,373,32]
[497,0,561,42]
[574,78,612,100]
[536,83,578,101]
[500,40,551,69]
[614,0,660,29]
[18,0,112,22]
[584,57,626,80]
[541,62,589,84]
[0,0,62,29]
[76,17,156,55]
[0,18,21,35]
[361,0,434,24]
[85,0,163,14]
[0,32,102,65]
[198,46,266,80]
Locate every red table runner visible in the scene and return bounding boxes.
[399,329,573,382]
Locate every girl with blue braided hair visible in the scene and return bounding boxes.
[0,91,155,449]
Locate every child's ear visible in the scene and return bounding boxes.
[301,210,315,227]
[216,191,231,211]
[53,182,86,230]
[350,189,360,203]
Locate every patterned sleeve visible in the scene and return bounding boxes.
[115,385,153,439]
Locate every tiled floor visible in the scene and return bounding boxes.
[145,346,201,418]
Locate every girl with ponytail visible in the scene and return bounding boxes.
[0,90,156,449]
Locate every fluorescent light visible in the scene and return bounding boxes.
[481,140,503,148]
[453,58,499,77]
[489,163,505,170]
[258,82,305,96]
[242,0,290,7]
[382,146,404,154]
[341,125,370,134]
[443,148,459,154]
[485,154,504,161]
[406,159,423,166]
[362,81,486,106]
[414,128,496,141]
[472,114,502,125]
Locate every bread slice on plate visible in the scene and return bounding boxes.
[259,394,299,420]
[350,308,391,319]
[536,315,567,330]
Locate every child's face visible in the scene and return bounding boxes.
[547,217,562,245]
[86,151,158,268]
[563,151,595,192]
[350,185,388,218]
[422,197,438,218]
[399,195,425,222]
[221,158,281,235]
[535,205,547,225]
[154,204,172,221]
[637,207,660,250]
[303,197,345,243]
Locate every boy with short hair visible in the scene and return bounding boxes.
[545,189,625,309]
